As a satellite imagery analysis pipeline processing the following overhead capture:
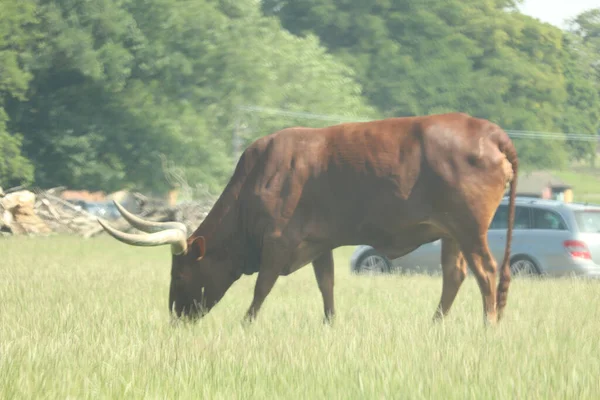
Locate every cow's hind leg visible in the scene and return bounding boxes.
[460,235,499,326]
[433,237,467,321]
[312,250,335,324]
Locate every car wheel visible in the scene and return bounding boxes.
[509,255,540,276]
[352,248,392,274]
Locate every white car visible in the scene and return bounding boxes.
[350,197,600,278]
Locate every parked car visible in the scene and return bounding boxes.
[350,197,600,279]
[68,200,121,220]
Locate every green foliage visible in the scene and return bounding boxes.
[562,9,600,165]
[557,33,600,164]
[1,0,600,192]
[0,0,37,99]
[2,0,373,194]
[0,112,34,187]
[568,8,600,81]
[0,0,37,187]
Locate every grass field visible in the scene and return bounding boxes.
[1,236,599,399]
[553,168,600,203]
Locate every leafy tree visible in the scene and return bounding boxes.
[5,0,174,192]
[568,8,600,81]
[0,0,37,187]
[559,8,600,166]
[557,33,600,165]
[4,0,373,195]
[261,0,588,169]
[0,121,33,188]
[126,0,377,148]
[6,0,598,194]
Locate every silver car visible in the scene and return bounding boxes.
[350,197,600,278]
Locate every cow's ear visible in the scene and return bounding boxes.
[189,236,206,261]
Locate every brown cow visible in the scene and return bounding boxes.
[98,112,517,326]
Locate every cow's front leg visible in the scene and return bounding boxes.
[244,241,286,322]
[244,270,280,322]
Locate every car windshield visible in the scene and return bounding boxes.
[574,210,600,233]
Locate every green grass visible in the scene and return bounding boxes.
[1,236,599,399]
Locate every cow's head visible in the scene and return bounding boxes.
[98,201,237,320]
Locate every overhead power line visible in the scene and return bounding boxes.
[237,105,599,142]
[238,105,371,122]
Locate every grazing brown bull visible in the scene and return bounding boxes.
[99,112,517,326]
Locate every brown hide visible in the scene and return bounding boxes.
[105,112,518,326]
[214,116,508,258]
[191,112,517,324]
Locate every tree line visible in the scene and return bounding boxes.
[1,0,599,196]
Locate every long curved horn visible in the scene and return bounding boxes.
[113,200,188,234]
[97,218,187,255]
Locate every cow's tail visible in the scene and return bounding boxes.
[496,135,518,322]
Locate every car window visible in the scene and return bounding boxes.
[490,205,530,229]
[574,210,600,233]
[490,205,508,229]
[514,206,530,229]
[531,208,567,230]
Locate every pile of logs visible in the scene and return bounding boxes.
[1,187,52,236]
[0,186,215,238]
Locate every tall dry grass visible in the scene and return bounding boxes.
[1,236,599,399]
